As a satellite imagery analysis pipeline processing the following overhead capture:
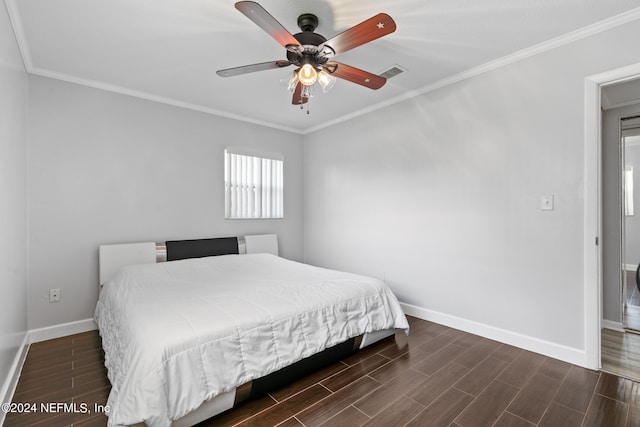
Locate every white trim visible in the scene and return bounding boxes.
[0,321,97,417]
[0,333,29,426]
[28,318,97,343]
[625,263,639,271]
[584,77,603,370]
[584,62,640,370]
[602,320,625,332]
[400,302,587,367]
[3,0,31,70]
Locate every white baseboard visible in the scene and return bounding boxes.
[625,263,639,271]
[400,302,588,368]
[0,332,29,427]
[29,318,97,343]
[601,319,624,332]
[0,319,98,421]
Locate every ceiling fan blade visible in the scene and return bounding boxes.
[217,60,291,77]
[325,62,386,89]
[292,82,309,105]
[235,1,300,48]
[322,13,396,56]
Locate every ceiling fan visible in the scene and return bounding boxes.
[216,1,396,109]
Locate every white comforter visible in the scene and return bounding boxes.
[94,253,408,427]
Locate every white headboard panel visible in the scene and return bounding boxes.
[99,242,156,287]
[245,234,278,256]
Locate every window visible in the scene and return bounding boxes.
[224,148,283,219]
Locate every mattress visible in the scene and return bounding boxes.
[94,253,408,427]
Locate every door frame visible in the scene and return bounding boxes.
[585,63,640,369]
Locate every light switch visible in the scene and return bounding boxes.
[540,195,554,211]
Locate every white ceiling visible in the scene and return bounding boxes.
[7,0,640,133]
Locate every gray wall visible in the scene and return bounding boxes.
[27,76,304,330]
[0,1,28,405]
[303,18,640,354]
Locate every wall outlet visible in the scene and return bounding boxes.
[49,288,61,303]
[540,195,554,211]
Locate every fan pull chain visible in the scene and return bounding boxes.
[298,98,310,115]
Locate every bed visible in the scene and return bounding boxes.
[94,235,409,427]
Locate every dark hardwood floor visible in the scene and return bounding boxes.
[5,315,640,426]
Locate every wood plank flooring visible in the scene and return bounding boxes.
[5,316,640,426]
[625,269,640,307]
[624,269,640,331]
[624,305,640,332]
[601,328,640,382]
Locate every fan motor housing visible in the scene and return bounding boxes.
[292,31,326,46]
[297,13,318,32]
[287,14,328,65]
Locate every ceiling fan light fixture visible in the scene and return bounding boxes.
[317,70,336,93]
[298,63,317,86]
[287,71,299,92]
[219,3,397,110]
[301,84,313,99]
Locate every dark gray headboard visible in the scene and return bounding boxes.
[165,237,239,261]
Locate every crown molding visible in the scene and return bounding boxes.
[305,6,640,134]
[7,0,640,135]
[4,0,31,70]
[28,66,305,134]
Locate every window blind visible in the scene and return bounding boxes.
[224,149,283,219]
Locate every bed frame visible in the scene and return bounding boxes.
[98,234,395,426]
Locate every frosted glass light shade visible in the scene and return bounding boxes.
[317,71,336,93]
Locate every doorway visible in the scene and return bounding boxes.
[599,81,640,380]
[621,115,640,332]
